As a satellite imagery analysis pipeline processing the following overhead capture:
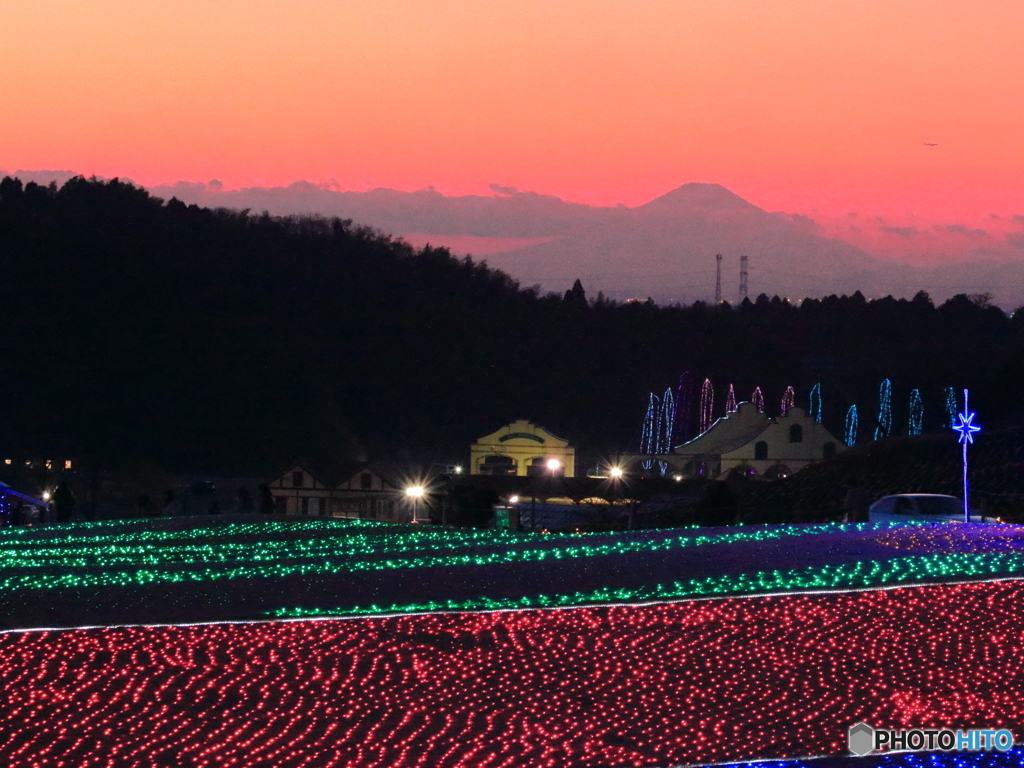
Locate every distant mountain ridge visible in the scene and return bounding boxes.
[636,182,762,213]
[141,177,884,302]
[7,170,1024,307]
[483,182,883,303]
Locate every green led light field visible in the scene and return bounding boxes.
[3,516,1024,629]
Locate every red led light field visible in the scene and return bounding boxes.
[2,579,1023,767]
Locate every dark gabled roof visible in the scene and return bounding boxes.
[269,459,398,490]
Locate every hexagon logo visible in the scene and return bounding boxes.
[848,722,875,756]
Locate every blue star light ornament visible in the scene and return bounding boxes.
[953,389,980,523]
[954,410,981,444]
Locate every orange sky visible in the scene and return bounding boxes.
[2,1,1022,226]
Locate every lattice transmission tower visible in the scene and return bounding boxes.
[714,254,723,303]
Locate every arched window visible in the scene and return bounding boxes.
[823,442,836,460]
[754,441,768,460]
[789,424,803,443]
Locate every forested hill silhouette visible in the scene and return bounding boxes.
[1,175,1023,475]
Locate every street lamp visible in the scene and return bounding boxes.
[406,486,425,523]
[609,467,623,478]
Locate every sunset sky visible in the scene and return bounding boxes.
[3,1,1022,260]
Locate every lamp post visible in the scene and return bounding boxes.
[406,485,425,523]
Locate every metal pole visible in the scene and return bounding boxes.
[739,254,749,302]
[963,440,969,523]
[714,253,722,303]
[952,387,982,523]
[963,389,970,523]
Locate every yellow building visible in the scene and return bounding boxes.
[471,420,576,477]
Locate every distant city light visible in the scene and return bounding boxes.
[509,496,519,504]
[453,465,463,474]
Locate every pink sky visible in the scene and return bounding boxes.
[2,1,1022,261]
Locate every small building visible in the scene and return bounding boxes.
[627,402,843,479]
[266,461,408,522]
[470,420,576,478]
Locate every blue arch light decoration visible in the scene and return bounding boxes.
[845,405,859,447]
[639,393,660,470]
[908,388,923,436]
[809,383,822,423]
[945,386,958,429]
[874,378,893,440]
[657,388,675,474]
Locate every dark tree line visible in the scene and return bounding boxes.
[1,176,1022,475]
